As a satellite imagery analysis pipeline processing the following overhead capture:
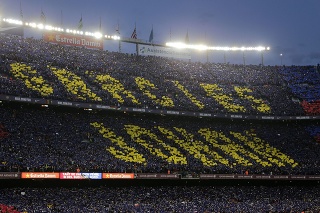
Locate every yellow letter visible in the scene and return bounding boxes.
[135,77,174,107]
[125,124,186,165]
[90,122,146,164]
[158,126,229,167]
[94,73,140,105]
[200,83,246,113]
[10,63,53,96]
[234,86,271,113]
[172,81,204,109]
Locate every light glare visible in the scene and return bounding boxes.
[94,32,102,39]
[166,42,270,51]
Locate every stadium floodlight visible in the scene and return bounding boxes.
[45,25,53,31]
[3,18,23,25]
[207,46,269,51]
[37,24,44,29]
[166,42,188,49]
[166,42,270,52]
[104,34,120,40]
[28,22,37,28]
[111,35,120,40]
[93,32,102,39]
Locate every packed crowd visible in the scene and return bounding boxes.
[1,103,319,175]
[306,125,320,143]
[279,66,320,102]
[1,32,320,213]
[0,34,308,116]
[279,66,320,115]
[0,185,319,212]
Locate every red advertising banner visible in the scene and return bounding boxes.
[43,32,103,50]
[21,172,59,179]
[103,173,135,179]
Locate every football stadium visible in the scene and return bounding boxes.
[1,2,320,213]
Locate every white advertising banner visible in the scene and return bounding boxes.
[138,44,191,60]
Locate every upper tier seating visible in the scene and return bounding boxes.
[0,34,308,116]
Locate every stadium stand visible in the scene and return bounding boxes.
[0,34,307,116]
[1,34,320,213]
[279,66,320,115]
[1,103,319,175]
[0,184,319,212]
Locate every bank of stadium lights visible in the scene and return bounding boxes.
[166,42,270,51]
[2,17,120,40]
[25,22,64,32]
[44,25,64,32]
[3,18,23,25]
[105,35,120,40]
[66,29,83,35]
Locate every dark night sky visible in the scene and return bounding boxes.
[1,0,320,66]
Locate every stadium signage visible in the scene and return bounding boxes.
[199,174,320,180]
[296,116,310,119]
[57,101,73,106]
[200,113,212,117]
[237,175,254,179]
[103,173,135,179]
[133,108,146,112]
[166,110,180,115]
[0,172,20,179]
[136,173,180,179]
[200,174,236,179]
[138,44,191,60]
[230,115,243,118]
[96,105,116,110]
[43,32,103,50]
[59,172,102,179]
[21,172,60,179]
[255,175,272,179]
[307,176,320,179]
[14,97,32,102]
[2,94,320,120]
[261,116,275,120]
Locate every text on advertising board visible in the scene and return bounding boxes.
[103,173,134,179]
[43,32,103,50]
